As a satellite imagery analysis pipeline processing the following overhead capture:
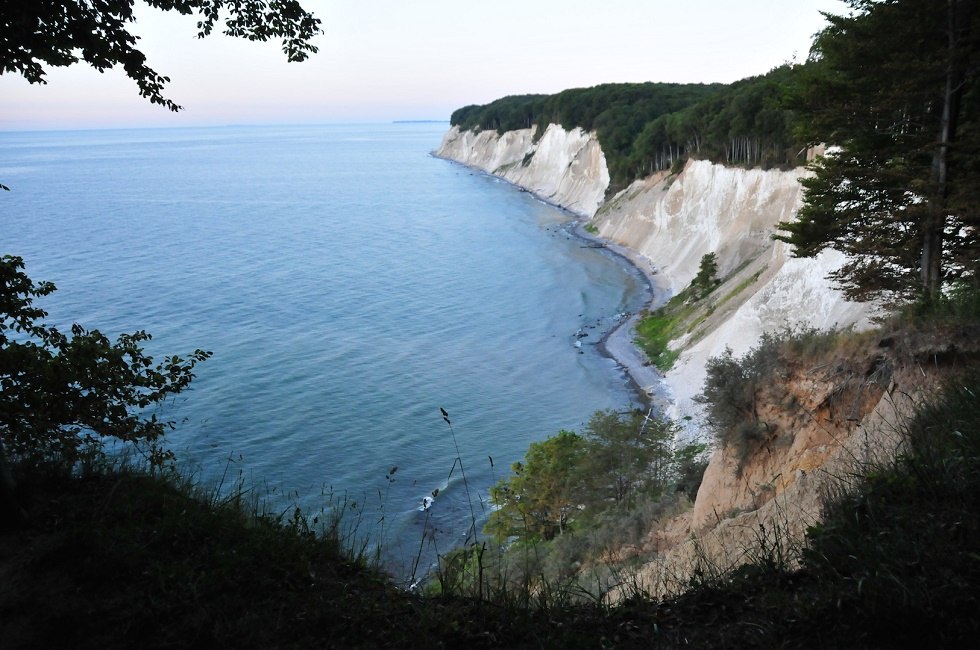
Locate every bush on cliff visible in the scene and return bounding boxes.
[0,256,211,525]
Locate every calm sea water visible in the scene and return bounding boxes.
[1,123,645,578]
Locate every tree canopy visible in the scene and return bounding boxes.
[451,83,726,192]
[486,410,689,543]
[450,68,811,192]
[0,0,321,111]
[486,429,586,542]
[776,0,980,303]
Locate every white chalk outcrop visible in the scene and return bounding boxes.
[435,125,610,218]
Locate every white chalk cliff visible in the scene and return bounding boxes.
[436,125,609,218]
[595,161,874,420]
[436,123,919,595]
[436,125,874,420]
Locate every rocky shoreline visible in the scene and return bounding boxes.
[567,219,673,414]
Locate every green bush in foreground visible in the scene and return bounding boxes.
[0,256,210,524]
[443,410,706,602]
[486,410,694,545]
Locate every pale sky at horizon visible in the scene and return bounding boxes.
[0,0,847,131]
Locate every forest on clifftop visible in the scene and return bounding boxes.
[450,65,805,192]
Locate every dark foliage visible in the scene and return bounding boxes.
[800,370,980,646]
[776,0,980,303]
[486,410,699,544]
[0,0,321,111]
[0,255,210,478]
[450,67,809,192]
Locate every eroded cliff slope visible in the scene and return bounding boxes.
[594,161,874,418]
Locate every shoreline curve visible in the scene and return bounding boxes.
[431,151,671,413]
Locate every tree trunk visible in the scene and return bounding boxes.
[923,0,973,300]
[0,437,27,529]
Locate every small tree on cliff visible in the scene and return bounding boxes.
[579,409,678,511]
[776,0,980,304]
[690,252,721,301]
[487,430,587,542]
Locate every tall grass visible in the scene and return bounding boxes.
[797,370,980,644]
[440,407,480,543]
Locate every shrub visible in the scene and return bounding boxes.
[1,257,211,465]
[1,256,210,523]
[476,409,707,599]
[695,327,840,459]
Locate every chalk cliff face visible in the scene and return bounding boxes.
[593,161,874,417]
[435,125,610,218]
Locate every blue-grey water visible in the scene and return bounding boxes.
[1,123,645,579]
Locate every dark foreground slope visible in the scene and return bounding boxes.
[2,367,979,649]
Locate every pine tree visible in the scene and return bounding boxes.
[776,0,980,303]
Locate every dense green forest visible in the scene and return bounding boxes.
[450,65,807,191]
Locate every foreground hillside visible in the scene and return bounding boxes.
[2,348,978,648]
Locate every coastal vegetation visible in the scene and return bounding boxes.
[774,0,980,304]
[3,319,978,647]
[695,326,857,466]
[431,409,706,599]
[634,253,722,371]
[0,255,211,522]
[484,410,702,543]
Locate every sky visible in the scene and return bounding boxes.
[0,0,847,131]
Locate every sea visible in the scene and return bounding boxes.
[0,122,648,581]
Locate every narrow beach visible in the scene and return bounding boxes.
[568,220,672,413]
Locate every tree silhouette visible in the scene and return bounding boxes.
[1,0,321,112]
